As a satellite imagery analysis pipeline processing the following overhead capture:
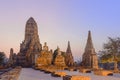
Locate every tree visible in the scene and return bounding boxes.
[0,52,6,65]
[101,37,120,71]
[99,51,113,63]
[52,48,66,64]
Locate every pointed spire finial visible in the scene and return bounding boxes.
[10,48,13,54]
[27,17,36,23]
[57,46,59,49]
[85,30,94,50]
[88,30,91,39]
[29,17,34,19]
[66,41,72,53]
[65,41,74,66]
[68,41,70,45]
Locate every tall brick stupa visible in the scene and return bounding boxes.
[82,31,98,69]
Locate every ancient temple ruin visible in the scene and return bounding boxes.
[82,31,98,69]
[35,42,53,67]
[65,41,74,67]
[8,48,17,67]
[17,17,42,67]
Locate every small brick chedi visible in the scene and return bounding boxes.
[82,31,98,69]
[35,42,53,67]
[65,41,74,67]
[17,17,42,67]
[8,48,17,67]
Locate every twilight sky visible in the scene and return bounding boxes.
[0,0,120,60]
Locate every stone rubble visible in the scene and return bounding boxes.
[0,66,21,80]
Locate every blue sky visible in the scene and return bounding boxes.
[0,0,120,60]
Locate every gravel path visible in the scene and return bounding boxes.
[18,68,120,80]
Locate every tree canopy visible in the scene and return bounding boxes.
[52,48,66,64]
[0,52,6,65]
[100,37,120,63]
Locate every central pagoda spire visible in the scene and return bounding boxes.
[25,17,39,44]
[18,17,42,67]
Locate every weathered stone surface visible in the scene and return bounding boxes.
[44,69,55,73]
[79,68,91,73]
[65,67,77,71]
[17,17,42,67]
[94,70,113,76]
[51,71,66,77]
[82,31,98,69]
[0,66,21,80]
[65,41,74,67]
[35,42,52,67]
[63,75,91,80]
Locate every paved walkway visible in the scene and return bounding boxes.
[18,68,62,80]
[18,68,120,80]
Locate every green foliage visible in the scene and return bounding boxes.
[61,51,66,57]
[52,49,58,64]
[100,37,120,63]
[104,37,120,56]
[100,54,113,63]
[52,48,66,64]
[117,54,120,61]
[0,52,6,65]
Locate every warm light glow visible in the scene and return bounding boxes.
[0,0,120,61]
